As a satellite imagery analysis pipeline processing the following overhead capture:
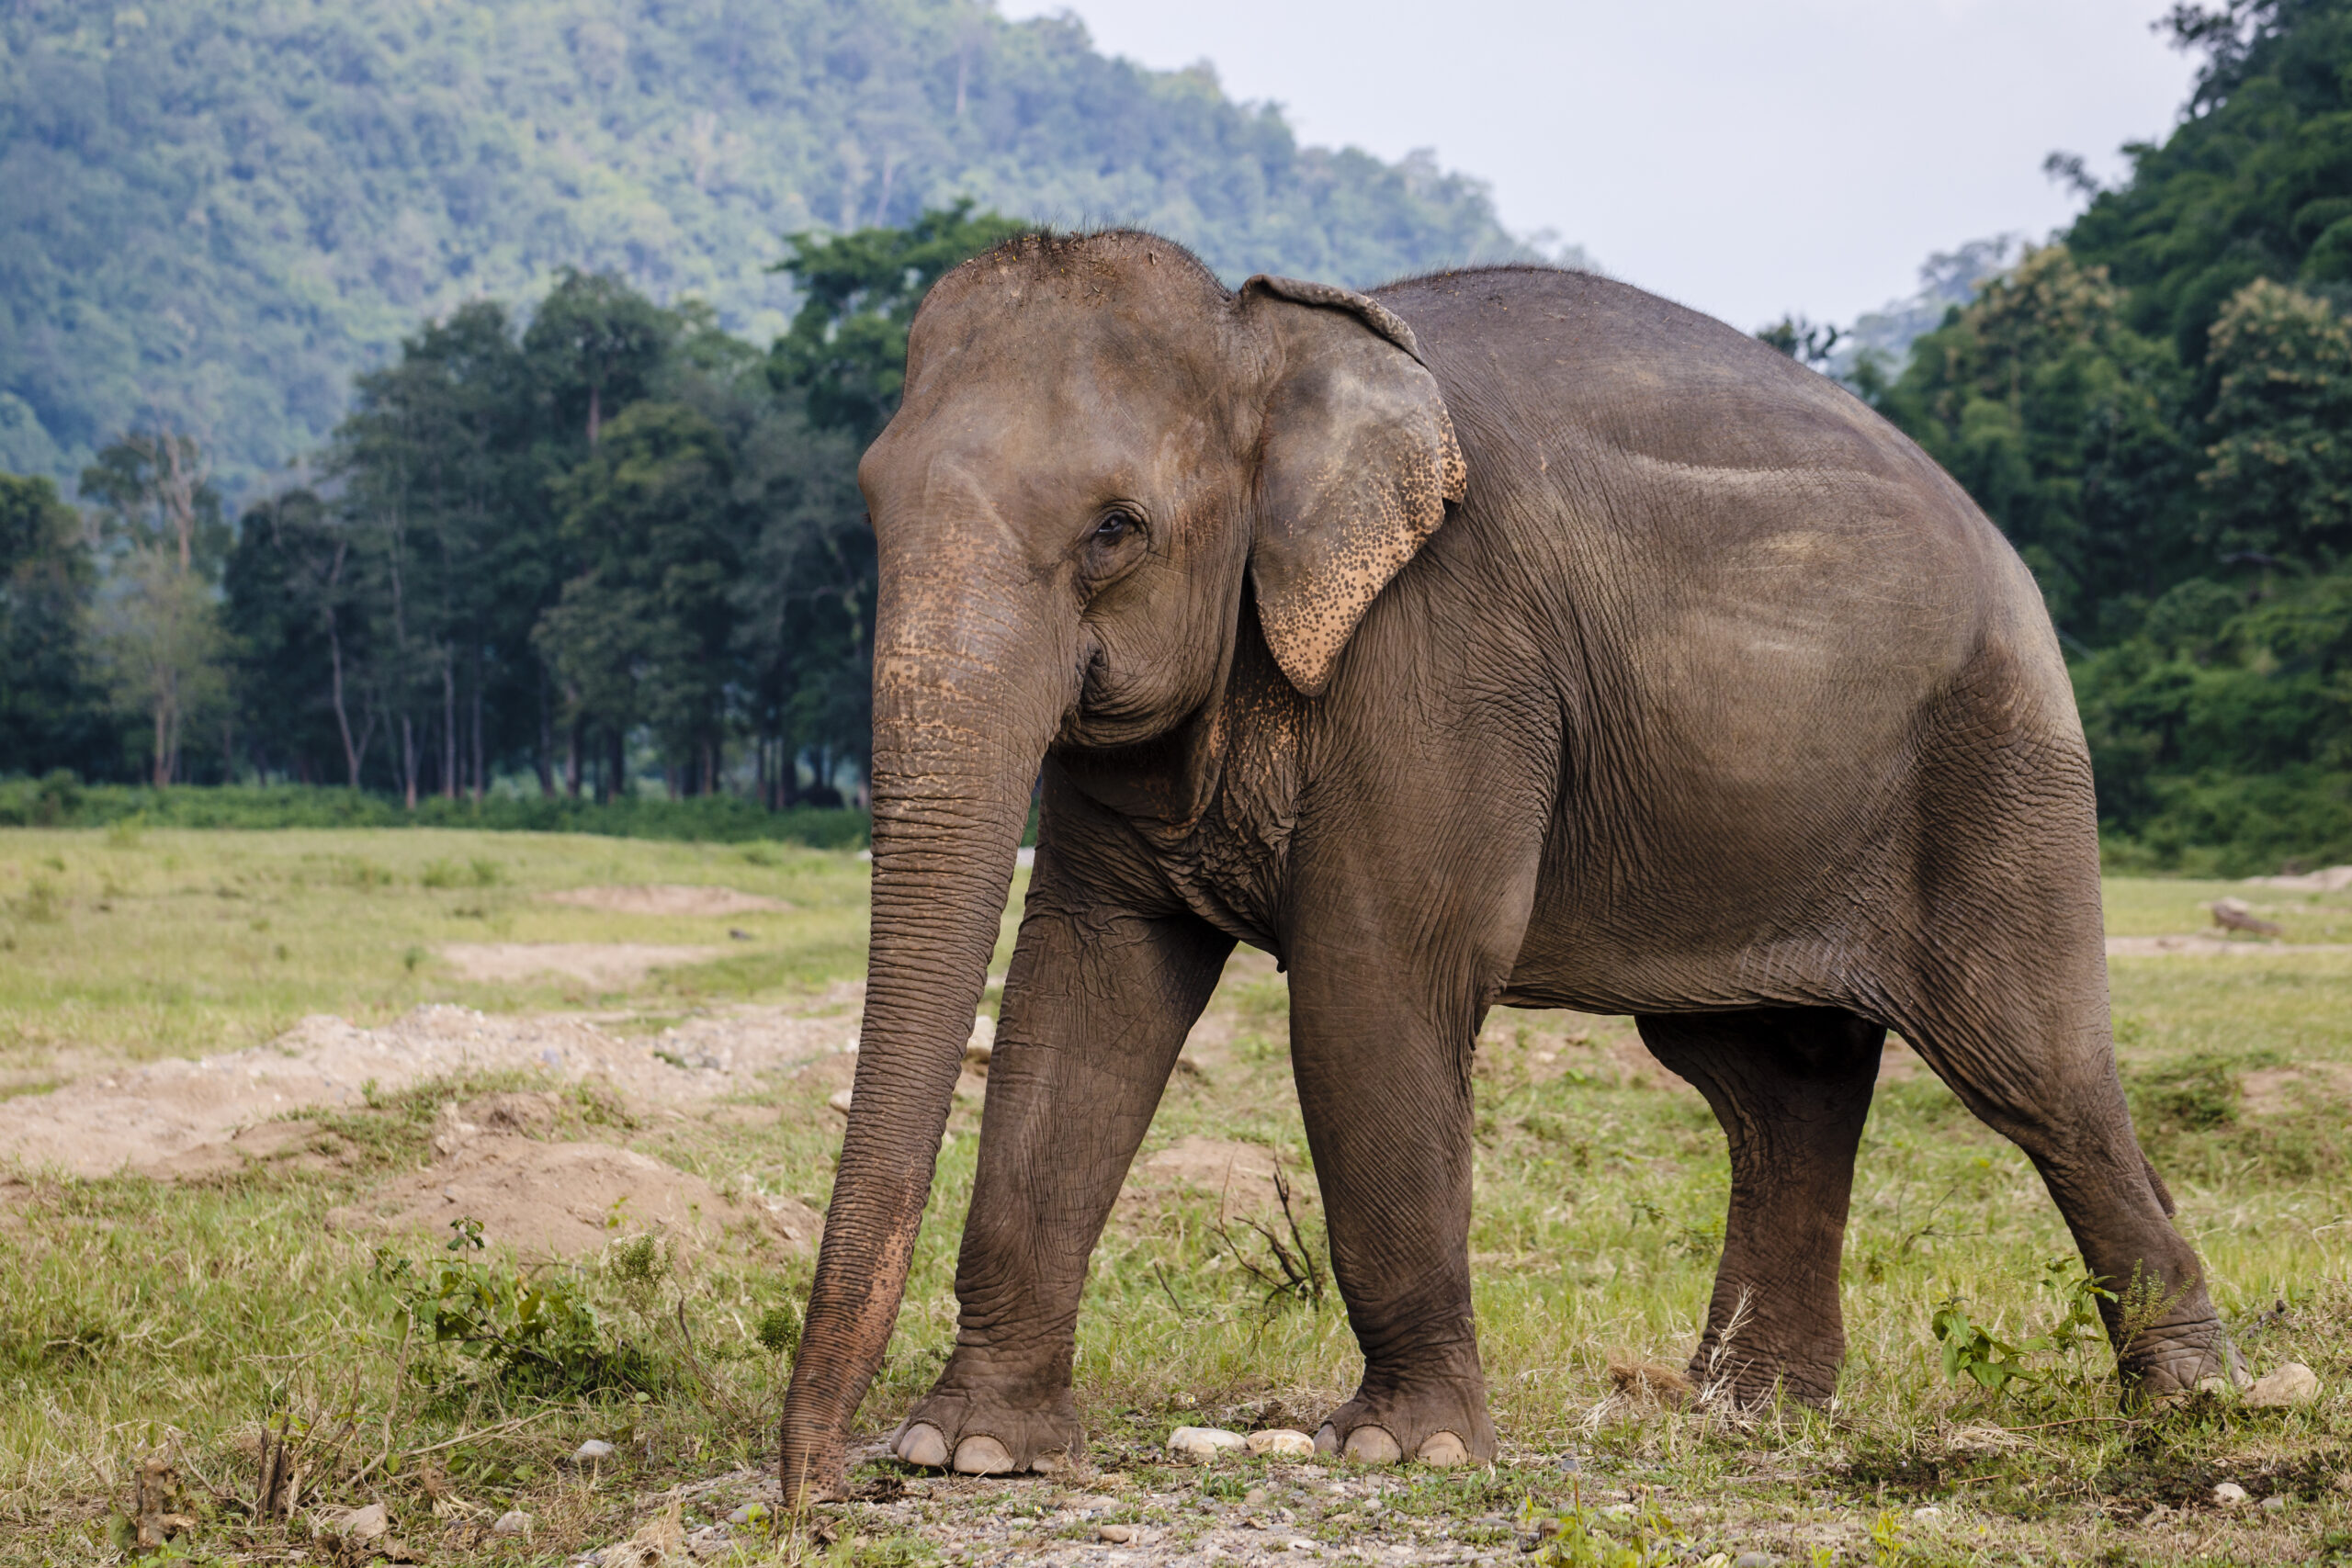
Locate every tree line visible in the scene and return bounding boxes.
[0,205,1024,807]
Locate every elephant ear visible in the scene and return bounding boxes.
[1241,275,1467,697]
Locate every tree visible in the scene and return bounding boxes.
[525,270,680,450]
[538,401,741,797]
[79,434,230,576]
[78,433,232,785]
[223,488,376,785]
[766,201,1033,444]
[334,302,548,805]
[96,549,227,788]
[0,473,107,776]
[2199,277,2352,570]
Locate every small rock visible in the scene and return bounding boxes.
[966,1014,995,1066]
[1734,1554,1777,1568]
[1098,1524,1136,1543]
[828,1088,855,1115]
[2262,1495,2289,1513]
[492,1509,533,1535]
[1247,1428,1317,1457]
[1168,1426,1248,1461]
[1911,1505,1942,1519]
[321,1503,389,1540]
[573,1439,616,1463]
[727,1504,766,1527]
[1603,1503,1635,1517]
[1243,1487,1269,1506]
[2213,1482,2249,1507]
[1286,1542,1317,1555]
[2245,1361,2321,1407]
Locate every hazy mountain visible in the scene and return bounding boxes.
[0,0,1538,495]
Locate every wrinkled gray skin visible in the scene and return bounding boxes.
[776,232,2236,1499]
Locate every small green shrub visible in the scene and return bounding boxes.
[376,1217,656,1398]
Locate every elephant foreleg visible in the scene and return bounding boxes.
[1636,1008,1883,1406]
[892,896,1232,1475]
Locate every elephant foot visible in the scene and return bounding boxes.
[1314,1382,1494,1467]
[889,1384,1082,1477]
[2120,1320,2244,1404]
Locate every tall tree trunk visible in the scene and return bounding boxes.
[442,657,458,800]
[401,715,418,810]
[567,716,582,798]
[471,647,486,803]
[535,671,558,798]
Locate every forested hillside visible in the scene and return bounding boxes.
[0,0,1528,494]
[1861,0,2352,867]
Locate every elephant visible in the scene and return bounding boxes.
[776,231,2237,1498]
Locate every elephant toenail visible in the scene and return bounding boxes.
[1314,1424,1340,1454]
[1031,1449,1068,1474]
[1342,1426,1403,1464]
[898,1423,949,1469]
[953,1435,1016,1474]
[1416,1431,1468,1466]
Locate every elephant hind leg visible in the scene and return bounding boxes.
[1890,974,2236,1398]
[1636,1008,1883,1406]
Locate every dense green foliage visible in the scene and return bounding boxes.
[1860,0,2352,868]
[0,0,1527,496]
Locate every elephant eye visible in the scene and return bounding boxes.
[1091,510,1142,545]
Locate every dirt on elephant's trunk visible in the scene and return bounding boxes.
[778,606,1059,1503]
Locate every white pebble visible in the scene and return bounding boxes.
[828,1088,855,1114]
[2213,1482,2249,1506]
[492,1509,532,1535]
[1911,1505,1942,1519]
[1167,1426,1248,1461]
[2262,1495,2288,1513]
[2245,1361,2321,1406]
[572,1439,616,1462]
[1097,1523,1136,1542]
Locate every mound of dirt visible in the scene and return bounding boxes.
[0,999,859,1179]
[542,884,793,917]
[326,1132,820,1258]
[439,942,727,987]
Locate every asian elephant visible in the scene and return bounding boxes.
[776,231,2236,1498]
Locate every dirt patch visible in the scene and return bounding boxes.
[1126,1135,1317,1216]
[140,1118,355,1181]
[541,884,792,917]
[439,942,728,987]
[2105,935,2352,957]
[2241,1063,2352,1116]
[0,998,859,1179]
[326,1133,820,1259]
[2246,865,2352,893]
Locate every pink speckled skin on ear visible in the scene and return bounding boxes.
[1241,275,1468,696]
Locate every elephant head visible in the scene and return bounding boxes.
[778,232,1465,1499]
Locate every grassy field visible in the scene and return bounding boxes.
[0,829,2346,1564]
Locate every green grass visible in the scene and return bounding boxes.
[0,831,2346,1563]
[0,829,878,1073]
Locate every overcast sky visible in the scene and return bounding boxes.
[996,0,2201,331]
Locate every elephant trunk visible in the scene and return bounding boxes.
[778,563,1064,1503]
